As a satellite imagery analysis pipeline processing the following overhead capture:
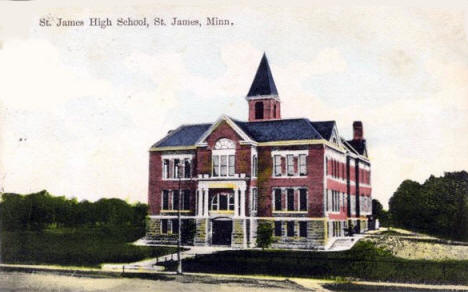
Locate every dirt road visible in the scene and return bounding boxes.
[0,271,320,292]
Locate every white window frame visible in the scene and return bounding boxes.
[274,155,282,177]
[161,190,170,210]
[273,188,282,211]
[271,150,309,178]
[210,192,234,211]
[161,154,194,180]
[299,188,308,211]
[251,188,258,212]
[287,155,294,176]
[252,155,258,178]
[212,149,236,178]
[163,159,169,179]
[299,154,307,176]
[174,159,181,178]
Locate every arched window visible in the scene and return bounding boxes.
[210,192,234,211]
[255,102,264,119]
[273,104,277,118]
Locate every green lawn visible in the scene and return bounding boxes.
[1,226,177,268]
[164,241,468,285]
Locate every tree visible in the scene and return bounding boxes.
[372,199,389,226]
[0,190,150,233]
[389,180,423,229]
[388,171,468,241]
[181,220,196,245]
[256,222,273,250]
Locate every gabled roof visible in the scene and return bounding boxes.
[342,138,360,155]
[233,118,323,142]
[247,53,279,97]
[346,139,368,157]
[151,117,339,148]
[152,123,211,148]
[309,121,335,140]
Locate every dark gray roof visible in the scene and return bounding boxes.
[152,123,211,148]
[247,54,279,97]
[309,121,335,140]
[152,118,337,148]
[342,138,360,155]
[346,139,367,156]
[233,118,323,142]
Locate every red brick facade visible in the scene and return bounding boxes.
[146,55,372,249]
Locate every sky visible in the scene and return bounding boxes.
[1,1,468,208]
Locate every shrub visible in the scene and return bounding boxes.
[256,222,273,250]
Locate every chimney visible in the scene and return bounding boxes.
[353,121,363,140]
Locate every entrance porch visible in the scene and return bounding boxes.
[193,179,249,248]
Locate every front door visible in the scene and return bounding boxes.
[212,219,232,245]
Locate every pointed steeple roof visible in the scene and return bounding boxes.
[247,53,279,97]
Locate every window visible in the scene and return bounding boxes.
[287,155,294,176]
[161,219,168,234]
[255,101,264,119]
[299,222,307,237]
[184,160,191,178]
[174,159,180,178]
[162,190,169,210]
[183,190,190,210]
[219,194,228,210]
[299,189,307,211]
[287,189,295,211]
[163,159,169,179]
[273,104,277,118]
[274,221,282,237]
[252,155,258,177]
[229,193,234,210]
[172,219,179,234]
[212,138,236,177]
[173,190,179,210]
[333,191,340,212]
[330,190,341,212]
[287,221,295,237]
[251,188,257,212]
[274,155,281,176]
[213,156,220,177]
[211,194,219,210]
[228,155,235,176]
[274,189,282,211]
[220,155,227,176]
[326,158,329,175]
[210,193,234,211]
[299,154,307,176]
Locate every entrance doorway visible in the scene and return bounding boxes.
[212,218,232,245]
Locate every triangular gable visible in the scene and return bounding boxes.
[329,123,341,147]
[342,138,359,156]
[196,115,256,146]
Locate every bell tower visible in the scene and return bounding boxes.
[246,53,281,122]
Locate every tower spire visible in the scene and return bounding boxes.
[246,53,281,121]
[247,53,278,97]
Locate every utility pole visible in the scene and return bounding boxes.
[177,161,182,275]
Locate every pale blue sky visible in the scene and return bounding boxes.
[1,1,468,208]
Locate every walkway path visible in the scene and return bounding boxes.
[101,245,231,272]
